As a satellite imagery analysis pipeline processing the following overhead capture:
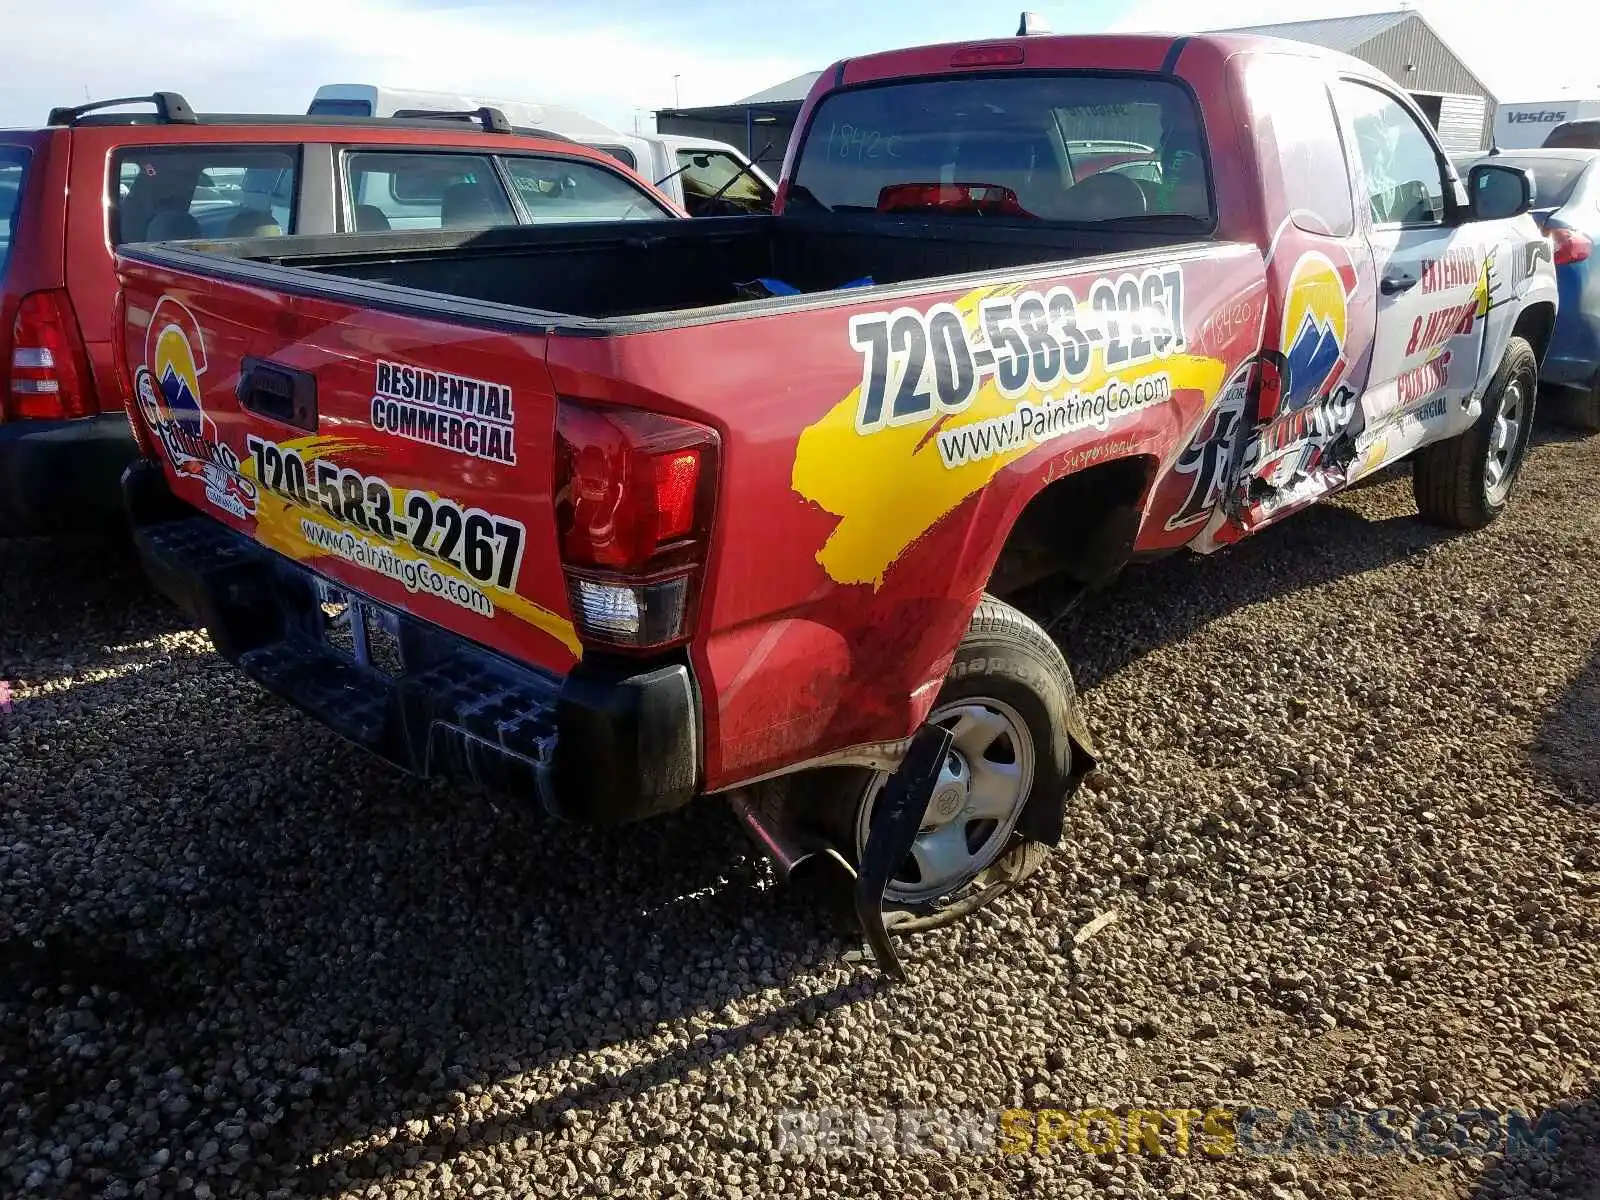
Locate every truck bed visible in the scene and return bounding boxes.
[123,213,1215,329]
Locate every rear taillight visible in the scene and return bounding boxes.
[6,289,91,421]
[554,399,719,652]
[1549,224,1593,266]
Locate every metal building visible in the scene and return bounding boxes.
[1217,11,1497,150]
[654,71,820,174]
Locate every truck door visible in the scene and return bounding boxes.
[1332,79,1487,468]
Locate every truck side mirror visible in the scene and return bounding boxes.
[1467,162,1535,221]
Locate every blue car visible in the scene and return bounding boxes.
[1466,149,1600,429]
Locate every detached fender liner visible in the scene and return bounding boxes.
[122,459,699,825]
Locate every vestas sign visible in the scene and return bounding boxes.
[1505,109,1567,125]
[1495,99,1600,148]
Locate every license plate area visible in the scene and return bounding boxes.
[316,580,404,677]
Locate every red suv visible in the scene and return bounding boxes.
[0,93,679,537]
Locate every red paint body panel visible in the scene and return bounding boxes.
[117,32,1504,804]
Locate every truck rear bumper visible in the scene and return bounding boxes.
[122,459,700,825]
[0,413,138,537]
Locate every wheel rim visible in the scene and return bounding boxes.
[855,697,1036,908]
[1484,378,1525,504]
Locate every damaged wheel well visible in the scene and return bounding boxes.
[988,455,1159,598]
[1514,301,1556,367]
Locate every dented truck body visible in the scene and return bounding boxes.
[114,33,1555,898]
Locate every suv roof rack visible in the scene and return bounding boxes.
[47,91,197,127]
[391,106,512,135]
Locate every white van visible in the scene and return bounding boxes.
[308,85,776,215]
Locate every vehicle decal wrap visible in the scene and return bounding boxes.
[134,297,260,522]
[1347,245,1505,483]
[1240,249,1363,502]
[792,269,1228,588]
[132,295,581,660]
[369,360,519,466]
[237,432,580,656]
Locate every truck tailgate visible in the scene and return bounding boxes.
[118,259,581,677]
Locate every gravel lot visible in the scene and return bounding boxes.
[2,426,1598,1200]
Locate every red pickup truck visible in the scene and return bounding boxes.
[114,33,1557,941]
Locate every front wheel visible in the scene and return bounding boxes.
[1412,336,1538,530]
[818,596,1084,932]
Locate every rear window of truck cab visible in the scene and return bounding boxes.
[788,73,1211,225]
[0,147,26,277]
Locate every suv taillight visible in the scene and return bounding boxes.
[554,399,719,652]
[1549,224,1593,266]
[6,290,91,421]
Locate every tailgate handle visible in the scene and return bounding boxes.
[237,357,317,432]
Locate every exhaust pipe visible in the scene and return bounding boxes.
[726,786,852,881]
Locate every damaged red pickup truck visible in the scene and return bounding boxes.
[115,33,1557,951]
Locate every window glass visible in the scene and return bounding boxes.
[1543,121,1600,150]
[343,151,514,231]
[0,148,28,278]
[111,146,298,243]
[591,144,638,170]
[1333,81,1446,226]
[500,156,671,223]
[675,149,773,215]
[309,98,373,117]
[1250,58,1355,237]
[790,74,1211,224]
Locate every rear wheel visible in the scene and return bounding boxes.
[1413,336,1538,530]
[819,596,1080,932]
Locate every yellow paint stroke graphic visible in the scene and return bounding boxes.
[237,434,582,657]
[792,283,1227,588]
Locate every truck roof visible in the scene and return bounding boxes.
[815,30,1385,93]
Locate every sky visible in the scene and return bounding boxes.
[1,0,1595,133]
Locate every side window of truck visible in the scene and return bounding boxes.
[1332,81,1447,227]
[111,146,299,243]
[342,151,515,232]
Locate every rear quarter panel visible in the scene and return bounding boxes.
[548,243,1268,789]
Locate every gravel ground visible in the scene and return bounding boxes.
[2,425,1598,1200]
